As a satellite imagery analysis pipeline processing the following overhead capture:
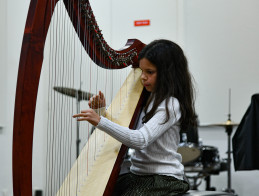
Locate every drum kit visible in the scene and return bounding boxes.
[178,120,238,195]
[54,86,238,195]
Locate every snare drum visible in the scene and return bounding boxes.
[178,142,201,164]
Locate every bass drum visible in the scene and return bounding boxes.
[177,142,201,165]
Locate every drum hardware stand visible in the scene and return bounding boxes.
[184,162,219,191]
[205,176,216,191]
[184,172,203,190]
[185,168,216,191]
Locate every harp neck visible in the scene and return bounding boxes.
[64,0,145,69]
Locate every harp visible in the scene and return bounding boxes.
[12,0,146,195]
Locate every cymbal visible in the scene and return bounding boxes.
[53,86,94,101]
[200,120,239,127]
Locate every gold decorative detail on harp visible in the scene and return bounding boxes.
[12,0,145,195]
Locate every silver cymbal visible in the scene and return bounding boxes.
[53,86,94,101]
[200,120,239,127]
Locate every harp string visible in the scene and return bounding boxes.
[33,0,134,195]
[43,1,75,195]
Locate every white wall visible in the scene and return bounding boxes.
[0,0,9,195]
[1,0,259,195]
[185,0,259,124]
[184,0,259,195]
[0,0,7,127]
[0,1,7,127]
[111,0,179,48]
[1,0,31,195]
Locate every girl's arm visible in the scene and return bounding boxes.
[73,96,180,149]
[96,98,181,149]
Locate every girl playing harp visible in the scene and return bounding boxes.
[73,39,196,195]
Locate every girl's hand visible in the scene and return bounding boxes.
[73,109,101,126]
[88,91,106,109]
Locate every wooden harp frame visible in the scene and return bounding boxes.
[12,0,146,195]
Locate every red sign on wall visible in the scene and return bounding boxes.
[134,20,150,27]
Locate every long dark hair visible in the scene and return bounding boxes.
[138,39,197,132]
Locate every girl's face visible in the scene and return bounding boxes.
[139,58,157,92]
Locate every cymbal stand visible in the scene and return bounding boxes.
[223,89,235,194]
[223,123,235,194]
[75,91,81,158]
[53,86,93,158]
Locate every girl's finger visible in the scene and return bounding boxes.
[101,92,105,101]
[76,117,89,121]
[73,113,83,118]
[81,110,88,113]
[72,114,80,118]
[99,91,103,99]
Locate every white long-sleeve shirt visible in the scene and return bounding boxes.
[96,97,184,180]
